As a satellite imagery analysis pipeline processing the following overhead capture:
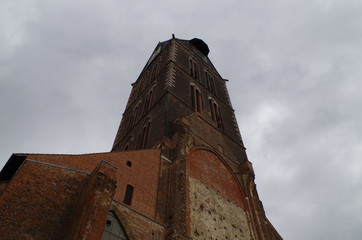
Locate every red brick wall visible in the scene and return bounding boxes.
[27,150,161,220]
[0,160,88,240]
[111,203,167,240]
[186,148,245,208]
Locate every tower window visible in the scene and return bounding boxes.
[209,99,223,129]
[143,85,155,116]
[102,211,129,240]
[205,71,216,94]
[189,58,199,82]
[123,185,134,206]
[150,61,160,83]
[126,101,141,132]
[124,136,133,151]
[137,119,151,149]
[191,85,203,113]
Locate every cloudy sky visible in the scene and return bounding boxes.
[1,0,362,239]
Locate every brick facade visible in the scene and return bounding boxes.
[0,37,282,239]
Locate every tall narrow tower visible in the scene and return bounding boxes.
[0,36,282,240]
[111,36,282,240]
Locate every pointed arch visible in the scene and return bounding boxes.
[150,58,161,83]
[209,98,223,129]
[124,136,133,151]
[126,100,142,132]
[186,146,247,208]
[189,58,199,82]
[101,211,129,240]
[137,118,151,149]
[190,84,203,113]
[204,70,216,94]
[143,83,156,116]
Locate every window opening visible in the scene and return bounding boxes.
[143,86,155,115]
[209,99,223,129]
[124,136,133,151]
[124,185,134,206]
[205,71,216,94]
[126,161,132,167]
[137,120,151,149]
[126,102,141,132]
[189,58,199,81]
[102,211,129,240]
[191,85,203,113]
[150,62,159,83]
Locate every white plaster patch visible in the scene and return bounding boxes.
[189,177,251,240]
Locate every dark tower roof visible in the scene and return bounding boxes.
[189,38,210,56]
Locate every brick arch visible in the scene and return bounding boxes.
[110,205,136,240]
[186,147,246,209]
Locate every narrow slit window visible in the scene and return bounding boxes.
[205,71,216,94]
[137,120,151,149]
[150,62,159,83]
[189,58,199,81]
[209,99,223,129]
[123,185,134,206]
[191,85,203,113]
[126,102,141,132]
[143,86,155,115]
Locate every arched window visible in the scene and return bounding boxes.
[209,98,223,129]
[124,136,133,151]
[137,119,151,149]
[205,71,216,94]
[191,85,203,113]
[143,85,156,116]
[189,58,199,81]
[102,211,129,240]
[123,185,134,206]
[126,101,141,132]
[150,60,160,83]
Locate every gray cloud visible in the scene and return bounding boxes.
[1,1,361,239]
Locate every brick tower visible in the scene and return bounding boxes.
[0,36,282,240]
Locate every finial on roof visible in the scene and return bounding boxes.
[172,34,175,39]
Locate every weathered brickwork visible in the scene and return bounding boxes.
[28,150,162,220]
[0,37,282,240]
[188,177,251,240]
[185,148,252,239]
[110,203,167,240]
[0,159,117,240]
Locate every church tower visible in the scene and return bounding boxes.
[0,36,282,240]
[111,36,282,240]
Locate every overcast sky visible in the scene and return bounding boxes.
[1,1,362,239]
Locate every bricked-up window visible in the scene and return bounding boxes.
[137,71,148,97]
[102,211,129,240]
[191,85,203,113]
[205,71,216,94]
[126,101,141,132]
[149,61,160,83]
[209,99,223,129]
[124,136,133,151]
[124,185,134,206]
[143,85,155,116]
[189,58,199,82]
[137,119,151,149]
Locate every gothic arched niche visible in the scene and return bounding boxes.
[186,148,251,240]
